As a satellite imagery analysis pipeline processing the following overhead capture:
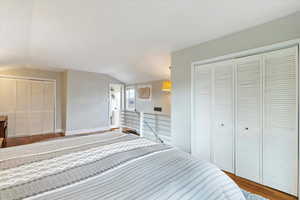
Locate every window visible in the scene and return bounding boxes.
[126,86,135,111]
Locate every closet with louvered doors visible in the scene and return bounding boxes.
[262,47,298,196]
[211,61,235,173]
[0,77,56,138]
[192,65,213,161]
[29,80,55,135]
[191,46,299,196]
[235,54,262,184]
[192,60,235,173]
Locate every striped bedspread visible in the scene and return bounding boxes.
[0,132,245,200]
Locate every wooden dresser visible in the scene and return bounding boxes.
[0,116,8,148]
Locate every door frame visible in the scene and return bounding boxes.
[191,38,300,197]
[109,83,124,129]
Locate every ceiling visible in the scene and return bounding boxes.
[1,0,300,83]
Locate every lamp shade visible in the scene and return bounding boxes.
[162,80,172,92]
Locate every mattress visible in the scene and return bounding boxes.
[0,131,245,200]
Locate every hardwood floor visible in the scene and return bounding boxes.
[62,129,116,138]
[2,128,117,148]
[224,171,297,200]
[3,133,65,147]
[122,128,140,136]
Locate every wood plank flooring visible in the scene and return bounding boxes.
[1,128,117,148]
[224,171,297,200]
[3,132,65,147]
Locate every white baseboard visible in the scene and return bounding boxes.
[65,126,111,136]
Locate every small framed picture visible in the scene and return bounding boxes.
[137,85,152,101]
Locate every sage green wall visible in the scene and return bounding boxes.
[0,67,64,130]
[65,70,123,133]
[131,80,171,115]
[0,68,124,134]
[171,11,300,152]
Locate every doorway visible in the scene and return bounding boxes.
[109,84,123,128]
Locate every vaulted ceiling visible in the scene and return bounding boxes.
[1,0,300,83]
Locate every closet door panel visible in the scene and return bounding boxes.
[43,82,55,133]
[263,47,298,195]
[31,81,44,110]
[43,112,54,133]
[192,65,212,161]
[15,80,30,136]
[0,79,16,137]
[44,82,55,111]
[236,56,262,183]
[30,81,44,135]
[212,63,234,173]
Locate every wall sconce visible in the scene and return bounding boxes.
[162,80,172,92]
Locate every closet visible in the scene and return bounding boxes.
[0,77,55,138]
[191,46,298,196]
[236,55,262,183]
[212,61,235,173]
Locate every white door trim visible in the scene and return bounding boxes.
[109,83,124,129]
[192,39,300,67]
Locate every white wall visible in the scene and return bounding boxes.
[171,11,300,152]
[0,0,33,66]
[65,70,123,134]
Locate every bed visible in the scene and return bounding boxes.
[0,131,245,200]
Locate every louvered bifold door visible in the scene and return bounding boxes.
[236,55,262,183]
[30,81,45,135]
[0,79,16,137]
[212,62,234,173]
[192,65,212,161]
[43,82,55,134]
[263,46,298,196]
[15,80,31,137]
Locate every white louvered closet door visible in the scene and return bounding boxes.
[0,79,16,137]
[15,80,31,137]
[192,65,212,161]
[263,46,298,195]
[30,81,45,135]
[236,55,262,183]
[43,82,55,134]
[0,78,55,137]
[212,62,234,173]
